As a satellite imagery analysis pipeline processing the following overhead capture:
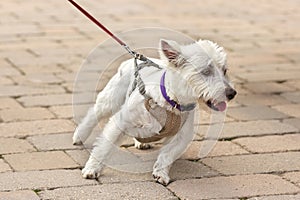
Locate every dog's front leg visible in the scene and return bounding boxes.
[153,112,194,185]
[82,113,124,179]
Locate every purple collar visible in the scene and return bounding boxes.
[160,71,196,112]
[160,71,181,111]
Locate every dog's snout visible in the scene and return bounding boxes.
[226,88,237,100]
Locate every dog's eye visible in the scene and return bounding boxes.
[224,69,227,75]
[201,69,212,76]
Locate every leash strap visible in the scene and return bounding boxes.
[68,0,162,99]
[68,0,136,56]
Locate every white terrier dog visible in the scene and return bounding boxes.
[73,39,236,185]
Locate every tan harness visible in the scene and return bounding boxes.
[135,98,184,143]
[128,53,193,143]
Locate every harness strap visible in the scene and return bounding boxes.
[129,56,161,97]
[135,98,182,143]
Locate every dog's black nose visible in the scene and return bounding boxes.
[226,88,237,100]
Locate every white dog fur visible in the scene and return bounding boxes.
[73,39,236,185]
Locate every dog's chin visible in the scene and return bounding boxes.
[206,100,227,112]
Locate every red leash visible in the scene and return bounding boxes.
[68,0,136,56]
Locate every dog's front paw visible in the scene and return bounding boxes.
[152,170,170,186]
[82,166,101,179]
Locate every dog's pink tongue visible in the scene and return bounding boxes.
[215,102,227,112]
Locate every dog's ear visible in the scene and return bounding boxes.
[159,39,181,64]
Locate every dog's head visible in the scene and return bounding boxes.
[159,39,236,112]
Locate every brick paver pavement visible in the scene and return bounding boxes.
[0,0,299,199]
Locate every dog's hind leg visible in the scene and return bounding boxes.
[82,113,124,179]
[73,63,132,145]
[72,107,98,145]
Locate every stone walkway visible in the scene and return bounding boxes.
[0,0,300,199]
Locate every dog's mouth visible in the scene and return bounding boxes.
[206,100,227,112]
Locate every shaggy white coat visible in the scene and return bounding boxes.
[73,39,235,185]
